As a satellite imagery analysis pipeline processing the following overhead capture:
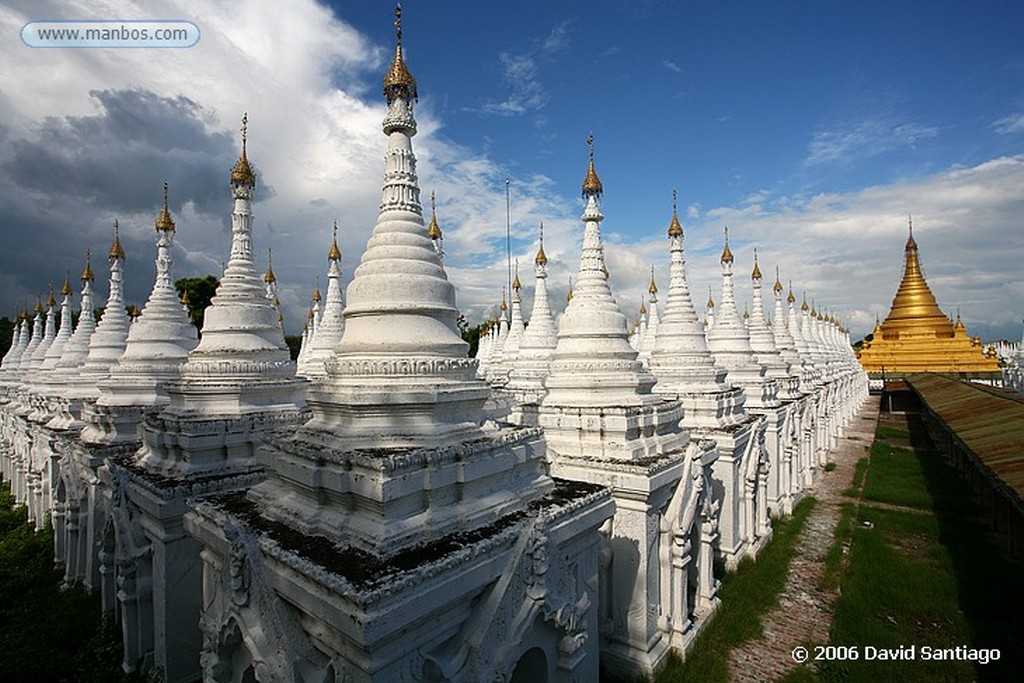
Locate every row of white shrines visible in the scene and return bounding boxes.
[0,43,866,683]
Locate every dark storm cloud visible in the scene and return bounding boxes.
[6,88,239,219]
[0,87,259,318]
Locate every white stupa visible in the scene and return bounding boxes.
[299,223,346,378]
[539,139,718,676]
[80,183,199,445]
[189,10,611,680]
[506,225,559,415]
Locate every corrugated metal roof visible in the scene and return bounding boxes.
[906,374,1024,505]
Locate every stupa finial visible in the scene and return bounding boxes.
[667,189,683,237]
[383,3,418,104]
[155,181,175,232]
[328,221,342,261]
[535,222,548,265]
[109,219,126,260]
[581,134,603,198]
[231,113,256,187]
[721,226,734,265]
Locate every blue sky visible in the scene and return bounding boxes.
[1,0,1023,342]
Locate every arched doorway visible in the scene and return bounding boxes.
[510,647,548,683]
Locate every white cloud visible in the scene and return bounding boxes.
[477,19,571,117]
[594,156,1024,342]
[807,117,939,165]
[993,112,1024,135]
[663,60,683,74]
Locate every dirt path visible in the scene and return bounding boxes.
[726,396,880,682]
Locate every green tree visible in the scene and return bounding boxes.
[174,275,220,332]
[461,319,485,358]
[0,316,13,359]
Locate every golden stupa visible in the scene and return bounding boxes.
[857,220,999,374]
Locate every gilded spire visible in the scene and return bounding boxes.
[512,260,521,291]
[312,276,322,303]
[427,191,442,240]
[47,283,56,308]
[264,248,277,283]
[60,270,72,297]
[109,219,126,260]
[155,181,175,232]
[567,276,573,302]
[881,218,950,333]
[707,286,715,309]
[80,249,94,282]
[720,226,734,264]
[787,280,796,305]
[230,113,256,187]
[328,221,342,261]
[773,266,783,294]
[581,134,603,198]
[181,289,190,306]
[534,222,548,265]
[383,3,418,104]
[648,265,658,295]
[667,189,683,237]
[801,293,809,312]
[34,297,43,314]
[500,286,507,311]
[130,303,141,320]
[639,297,647,316]
[751,246,762,280]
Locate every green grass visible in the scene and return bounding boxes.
[818,414,1024,682]
[652,497,817,683]
[862,442,977,515]
[874,423,909,441]
[820,502,856,591]
[842,457,869,498]
[0,480,131,682]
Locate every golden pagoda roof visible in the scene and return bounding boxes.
[109,220,125,260]
[857,220,999,374]
[46,285,56,308]
[878,218,953,336]
[34,298,43,314]
[264,248,277,283]
[328,222,342,261]
[512,261,521,291]
[667,190,683,237]
[787,281,796,304]
[500,288,507,311]
[383,4,417,104]
[639,298,647,316]
[773,266,783,294]
[648,266,658,295]
[707,287,715,309]
[567,276,573,302]
[81,249,94,282]
[230,113,256,187]
[535,223,548,265]
[426,192,442,240]
[155,182,175,232]
[721,226,733,264]
[60,271,73,297]
[581,134,603,198]
[751,247,762,280]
